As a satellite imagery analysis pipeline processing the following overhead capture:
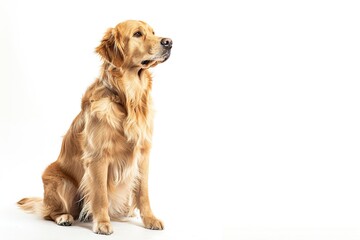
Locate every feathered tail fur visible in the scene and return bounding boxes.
[17,197,43,215]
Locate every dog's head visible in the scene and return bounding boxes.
[96,20,172,69]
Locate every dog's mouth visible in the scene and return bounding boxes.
[141,60,152,65]
[141,51,171,67]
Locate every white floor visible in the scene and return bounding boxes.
[224,226,360,240]
[1,202,220,240]
[2,202,360,240]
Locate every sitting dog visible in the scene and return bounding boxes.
[18,20,172,235]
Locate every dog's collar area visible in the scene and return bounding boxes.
[101,79,119,97]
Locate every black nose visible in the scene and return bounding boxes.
[161,38,172,49]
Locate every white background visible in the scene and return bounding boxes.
[1,0,360,239]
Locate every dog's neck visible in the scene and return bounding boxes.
[99,62,152,107]
[98,62,153,144]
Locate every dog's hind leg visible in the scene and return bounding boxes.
[42,162,80,226]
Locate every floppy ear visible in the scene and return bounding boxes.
[96,28,124,67]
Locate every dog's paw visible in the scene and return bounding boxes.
[55,214,74,226]
[93,221,113,235]
[142,216,164,230]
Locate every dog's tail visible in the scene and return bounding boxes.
[17,197,43,215]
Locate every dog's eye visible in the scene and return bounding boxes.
[133,31,143,38]
[152,31,155,35]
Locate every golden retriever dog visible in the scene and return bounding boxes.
[17,20,172,235]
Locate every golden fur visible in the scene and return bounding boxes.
[17,20,172,235]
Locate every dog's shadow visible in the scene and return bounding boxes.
[73,217,144,233]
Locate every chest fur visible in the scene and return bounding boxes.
[90,96,153,147]
[123,103,153,146]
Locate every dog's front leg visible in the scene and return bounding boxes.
[137,150,164,230]
[87,160,113,235]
